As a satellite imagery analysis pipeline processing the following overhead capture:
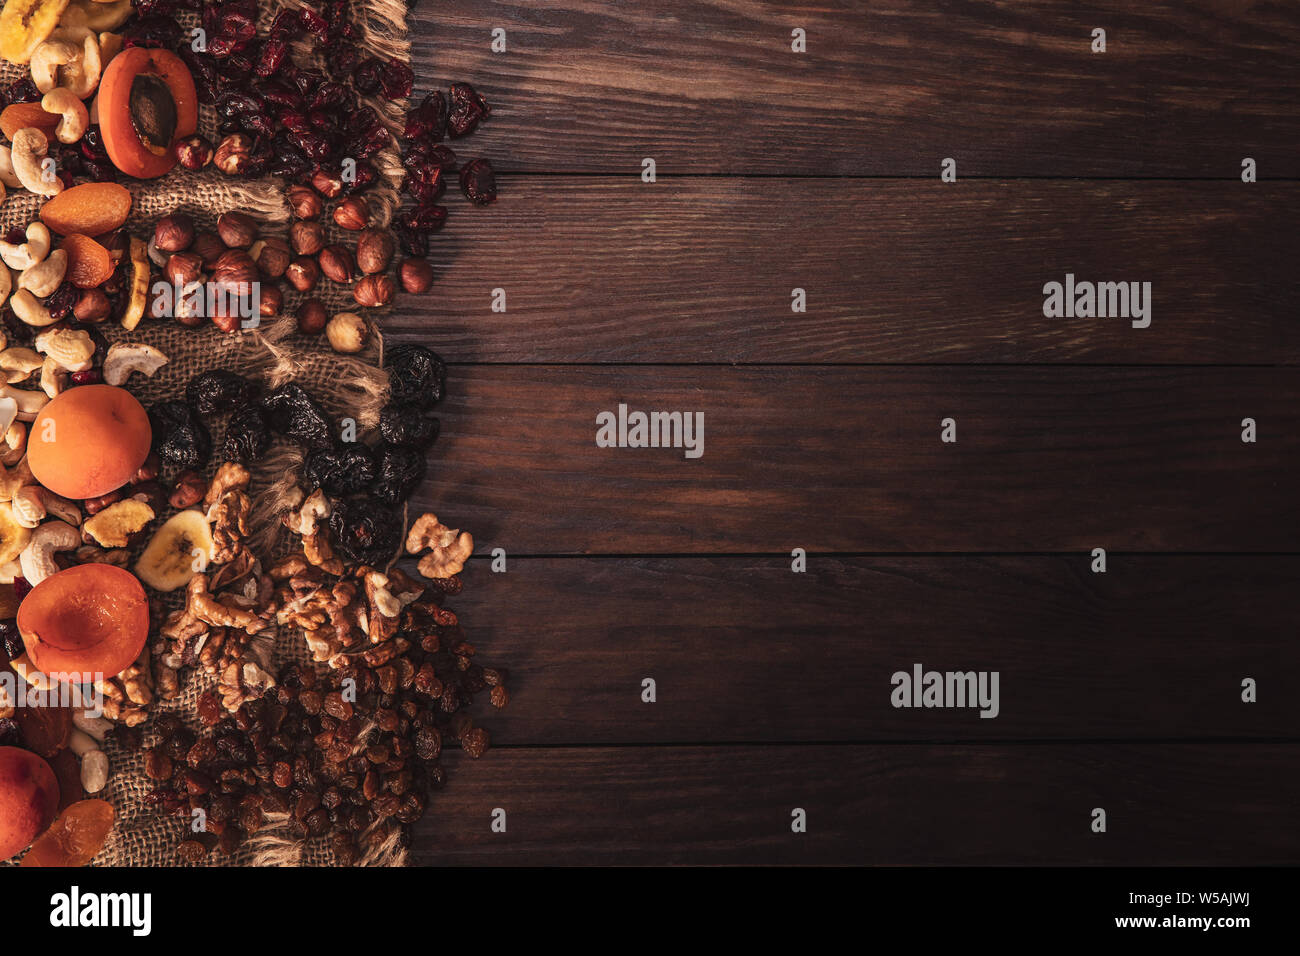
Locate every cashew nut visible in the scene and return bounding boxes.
[30,38,78,94]
[39,356,66,398]
[9,129,62,197]
[42,28,102,101]
[0,423,24,467]
[19,247,68,298]
[0,559,20,583]
[0,265,11,308]
[72,709,113,742]
[19,519,81,585]
[0,147,20,190]
[0,396,14,437]
[0,347,42,384]
[41,88,89,144]
[10,289,58,327]
[102,342,168,386]
[0,222,52,271]
[80,748,108,794]
[36,326,94,371]
[0,456,33,501]
[0,383,50,421]
[13,485,77,529]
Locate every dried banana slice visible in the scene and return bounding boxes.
[0,0,70,65]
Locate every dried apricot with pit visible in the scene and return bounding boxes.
[20,798,113,867]
[60,234,113,288]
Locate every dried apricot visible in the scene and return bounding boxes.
[59,233,112,288]
[20,798,113,867]
[0,0,69,64]
[48,747,82,811]
[17,563,150,679]
[14,702,71,757]
[0,747,58,860]
[98,47,197,179]
[39,182,132,236]
[0,102,57,142]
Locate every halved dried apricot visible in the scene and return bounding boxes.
[20,798,113,867]
[60,233,112,288]
[98,47,196,179]
[18,563,149,680]
[0,102,58,142]
[0,746,58,861]
[39,181,132,236]
[0,0,69,64]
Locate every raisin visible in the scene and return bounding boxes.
[370,444,425,507]
[149,401,212,469]
[302,443,376,495]
[260,382,333,448]
[378,403,439,448]
[187,369,260,415]
[383,344,446,406]
[221,401,272,462]
[328,497,402,565]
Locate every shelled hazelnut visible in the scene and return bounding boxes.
[260,285,284,317]
[192,232,226,269]
[286,257,320,293]
[214,134,253,175]
[355,229,394,275]
[252,238,292,279]
[297,299,327,334]
[326,312,367,353]
[217,212,258,249]
[290,221,325,257]
[73,288,111,323]
[287,185,323,220]
[332,196,369,231]
[164,252,204,287]
[154,214,195,254]
[353,274,395,308]
[174,135,214,171]
[399,258,434,294]
[311,169,343,198]
[318,244,355,284]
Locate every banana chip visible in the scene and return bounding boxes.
[0,0,70,65]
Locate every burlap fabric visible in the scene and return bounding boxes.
[0,0,419,866]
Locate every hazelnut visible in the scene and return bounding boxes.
[132,452,161,485]
[174,134,213,171]
[398,258,434,294]
[259,284,283,317]
[252,237,292,278]
[311,168,344,198]
[209,291,242,333]
[130,481,167,515]
[325,312,368,353]
[154,213,195,253]
[169,471,205,509]
[191,231,226,269]
[173,283,206,327]
[318,244,355,284]
[217,211,258,249]
[297,298,327,334]
[353,274,395,308]
[211,249,258,288]
[332,196,369,231]
[72,288,111,323]
[285,257,320,293]
[82,489,123,515]
[290,221,325,256]
[288,185,323,220]
[355,228,394,275]
[213,133,253,175]
[164,251,204,287]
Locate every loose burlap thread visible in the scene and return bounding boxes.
[0,0,419,866]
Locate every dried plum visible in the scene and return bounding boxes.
[384,344,445,406]
[149,401,212,469]
[222,402,272,463]
[370,444,425,507]
[260,383,333,449]
[302,444,376,496]
[378,403,439,448]
[188,370,260,415]
[328,497,402,565]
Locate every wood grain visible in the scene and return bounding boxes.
[412,744,1300,865]
[395,179,1300,363]
[442,555,1300,743]
[409,0,1300,176]
[413,366,1300,553]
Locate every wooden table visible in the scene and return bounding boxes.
[400,1,1300,865]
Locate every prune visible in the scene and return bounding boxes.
[150,401,212,469]
[302,444,376,496]
[222,402,272,463]
[260,383,333,448]
[188,369,261,415]
[378,403,439,448]
[459,158,496,205]
[383,344,446,405]
[328,497,402,565]
[370,444,425,507]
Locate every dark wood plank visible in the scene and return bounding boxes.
[413,366,1300,553]
[413,744,1300,864]
[442,556,1299,743]
[397,179,1300,363]
[411,0,1300,176]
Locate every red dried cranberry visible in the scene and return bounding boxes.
[401,204,448,233]
[299,4,328,40]
[407,165,444,203]
[255,35,289,77]
[45,282,78,321]
[459,158,496,204]
[447,82,490,137]
[352,58,383,95]
[12,577,31,599]
[379,58,414,99]
[71,370,102,387]
[404,91,447,142]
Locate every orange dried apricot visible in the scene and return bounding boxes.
[14,702,72,757]
[98,47,197,179]
[20,798,114,867]
[60,234,113,288]
[39,182,132,237]
[0,101,57,142]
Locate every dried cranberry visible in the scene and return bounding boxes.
[379,58,414,99]
[459,158,496,204]
[352,58,383,95]
[404,90,447,141]
[406,164,444,203]
[123,15,183,49]
[12,577,32,599]
[255,36,289,77]
[447,82,490,137]
[400,204,448,234]
[70,370,101,387]
[45,282,79,321]
[299,4,328,40]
